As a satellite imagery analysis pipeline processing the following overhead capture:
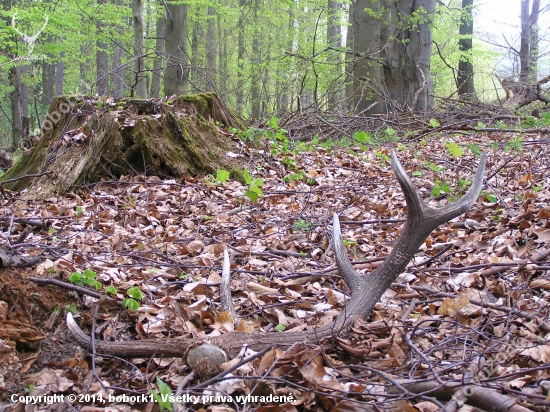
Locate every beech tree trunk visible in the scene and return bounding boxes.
[150,12,166,98]
[235,0,246,115]
[352,0,384,114]
[132,0,147,97]
[384,0,436,111]
[96,0,109,95]
[42,58,56,110]
[457,0,476,99]
[520,0,531,81]
[9,66,23,148]
[205,6,217,92]
[529,0,540,79]
[327,0,342,110]
[164,0,189,96]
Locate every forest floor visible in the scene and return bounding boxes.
[1,125,550,412]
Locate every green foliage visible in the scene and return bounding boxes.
[430,179,451,198]
[293,218,313,233]
[243,168,263,202]
[123,286,144,311]
[429,118,440,128]
[274,323,287,332]
[215,169,230,184]
[64,303,78,314]
[105,285,117,295]
[69,269,102,290]
[354,130,373,146]
[504,137,524,153]
[466,143,482,157]
[445,141,464,157]
[149,378,173,412]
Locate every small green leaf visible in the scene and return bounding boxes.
[127,286,144,300]
[274,323,287,332]
[245,190,259,202]
[412,171,422,176]
[106,286,117,295]
[485,193,498,203]
[82,269,97,279]
[243,168,252,185]
[354,131,372,144]
[445,141,464,157]
[429,118,440,128]
[216,169,230,183]
[123,298,140,311]
[69,272,82,283]
[65,303,78,314]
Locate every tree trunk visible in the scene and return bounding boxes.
[327,0,342,110]
[235,0,246,115]
[352,0,385,114]
[150,12,166,98]
[96,0,109,96]
[164,0,189,96]
[19,65,29,141]
[1,93,246,199]
[132,0,147,97]
[42,58,56,111]
[56,53,65,95]
[217,12,227,97]
[519,0,531,81]
[111,0,125,99]
[9,66,23,148]
[457,0,476,99]
[384,0,436,112]
[190,13,203,92]
[529,0,540,79]
[205,6,217,92]
[250,0,261,119]
[345,3,355,110]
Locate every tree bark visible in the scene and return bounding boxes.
[42,58,56,110]
[9,66,23,148]
[235,0,246,115]
[529,0,540,79]
[96,0,109,96]
[164,0,189,96]
[56,53,65,95]
[327,0,342,110]
[150,11,166,98]
[519,0,531,81]
[383,0,436,111]
[250,0,261,119]
[345,2,355,110]
[132,0,147,97]
[352,0,385,114]
[111,0,125,99]
[205,6,217,92]
[457,0,476,99]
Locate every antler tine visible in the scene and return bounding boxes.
[332,150,486,322]
[332,213,363,291]
[220,249,238,324]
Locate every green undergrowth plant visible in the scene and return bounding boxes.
[149,378,173,412]
[123,286,144,311]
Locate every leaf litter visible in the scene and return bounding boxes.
[1,132,550,411]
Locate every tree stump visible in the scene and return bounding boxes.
[0,93,247,200]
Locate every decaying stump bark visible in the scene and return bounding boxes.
[0,93,246,200]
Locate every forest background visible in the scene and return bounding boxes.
[0,0,549,150]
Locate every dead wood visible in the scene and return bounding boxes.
[0,93,246,200]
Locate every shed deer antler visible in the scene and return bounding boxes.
[67,151,486,373]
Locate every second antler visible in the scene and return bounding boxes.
[67,151,486,371]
